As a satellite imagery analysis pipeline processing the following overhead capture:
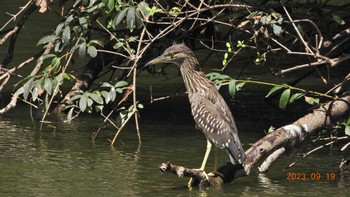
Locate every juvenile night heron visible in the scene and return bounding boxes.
[146,44,246,186]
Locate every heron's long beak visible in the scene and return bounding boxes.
[144,54,170,67]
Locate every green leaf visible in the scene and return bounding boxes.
[65,14,74,23]
[346,117,350,126]
[138,1,150,19]
[67,107,75,123]
[95,105,104,113]
[79,95,87,112]
[38,54,56,62]
[90,93,104,104]
[228,80,236,98]
[87,45,97,57]
[79,42,87,58]
[265,86,282,98]
[107,0,115,11]
[236,82,245,91]
[304,96,320,106]
[126,7,136,31]
[79,16,88,29]
[44,77,53,95]
[128,36,138,42]
[345,125,350,136]
[268,126,275,133]
[272,24,282,36]
[23,77,34,100]
[332,15,345,25]
[37,35,57,46]
[114,8,128,27]
[88,39,104,47]
[55,23,64,36]
[32,82,39,101]
[224,52,228,60]
[87,98,93,107]
[113,42,124,49]
[115,81,128,88]
[100,91,110,103]
[289,93,305,104]
[62,26,71,45]
[279,89,291,109]
[137,103,144,109]
[101,82,113,88]
[109,88,116,101]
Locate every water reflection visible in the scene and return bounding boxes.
[1,105,350,196]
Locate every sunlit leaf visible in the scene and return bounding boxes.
[100,91,110,103]
[38,54,56,62]
[304,96,320,106]
[90,93,104,104]
[67,107,75,123]
[114,8,128,27]
[14,87,24,97]
[273,24,282,36]
[228,80,236,98]
[32,82,39,101]
[126,7,136,31]
[55,23,64,36]
[23,77,34,100]
[279,89,291,109]
[87,45,97,57]
[95,105,104,113]
[37,35,57,46]
[44,77,53,95]
[115,81,128,88]
[109,88,116,101]
[236,82,245,91]
[107,0,115,11]
[101,82,113,88]
[268,126,275,133]
[89,40,104,47]
[87,98,93,107]
[265,86,282,98]
[289,93,305,103]
[114,42,124,49]
[79,42,87,58]
[345,126,350,136]
[62,26,71,45]
[79,16,88,29]
[138,1,150,19]
[79,94,87,112]
[137,103,144,109]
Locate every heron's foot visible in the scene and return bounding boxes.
[187,169,209,188]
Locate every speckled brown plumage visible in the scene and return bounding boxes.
[146,44,246,166]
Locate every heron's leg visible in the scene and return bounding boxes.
[199,140,212,170]
[188,140,212,188]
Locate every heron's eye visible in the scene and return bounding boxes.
[167,53,174,58]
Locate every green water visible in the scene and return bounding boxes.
[0,103,349,197]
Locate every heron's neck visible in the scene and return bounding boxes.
[179,56,212,95]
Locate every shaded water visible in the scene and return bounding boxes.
[1,103,349,197]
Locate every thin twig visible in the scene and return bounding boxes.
[279,0,314,55]
[0,26,18,45]
[0,0,32,31]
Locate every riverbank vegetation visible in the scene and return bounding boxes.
[0,0,349,186]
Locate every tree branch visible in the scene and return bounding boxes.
[160,95,350,187]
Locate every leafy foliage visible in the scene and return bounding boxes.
[66,80,129,122]
[1,0,348,145]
